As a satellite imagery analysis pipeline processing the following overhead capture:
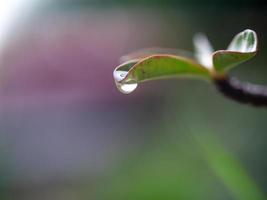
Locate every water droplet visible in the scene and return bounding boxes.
[113,70,127,82]
[113,70,138,94]
[116,82,138,94]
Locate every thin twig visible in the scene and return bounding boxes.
[214,76,267,107]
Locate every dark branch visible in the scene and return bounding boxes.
[214,76,267,107]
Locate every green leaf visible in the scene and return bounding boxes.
[113,54,211,94]
[213,29,258,73]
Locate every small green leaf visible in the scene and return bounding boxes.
[213,29,258,73]
[113,54,211,94]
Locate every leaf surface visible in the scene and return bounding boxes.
[113,54,210,94]
[213,29,257,72]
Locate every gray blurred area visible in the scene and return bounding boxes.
[0,5,172,199]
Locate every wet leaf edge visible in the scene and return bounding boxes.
[212,50,258,73]
[212,29,258,73]
[115,54,212,85]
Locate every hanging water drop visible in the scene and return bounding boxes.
[113,70,138,94]
[116,82,138,94]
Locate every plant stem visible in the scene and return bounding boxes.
[214,76,267,107]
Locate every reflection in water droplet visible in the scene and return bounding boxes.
[113,70,127,82]
[116,82,138,94]
[113,70,138,94]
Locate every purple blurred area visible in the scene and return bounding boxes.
[2,12,135,108]
[0,9,167,188]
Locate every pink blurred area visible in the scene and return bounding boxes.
[1,13,127,109]
[0,10,167,186]
[1,10,164,109]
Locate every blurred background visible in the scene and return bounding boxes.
[0,0,267,199]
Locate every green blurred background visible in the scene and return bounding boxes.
[0,0,267,199]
